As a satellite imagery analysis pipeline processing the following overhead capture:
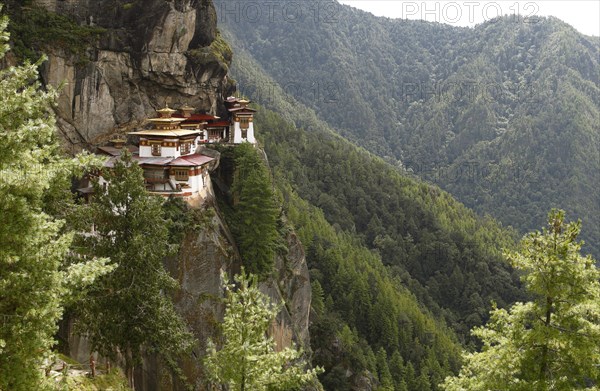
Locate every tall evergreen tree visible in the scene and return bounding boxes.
[231,143,279,277]
[375,347,394,390]
[442,209,600,390]
[0,10,109,390]
[72,151,192,389]
[204,270,321,391]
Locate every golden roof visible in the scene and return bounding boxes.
[148,117,184,124]
[157,105,177,118]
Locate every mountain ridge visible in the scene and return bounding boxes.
[218,0,600,257]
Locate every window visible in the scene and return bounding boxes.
[180,142,191,155]
[151,143,161,156]
[172,169,189,181]
[144,169,166,182]
[208,129,221,141]
[239,117,250,130]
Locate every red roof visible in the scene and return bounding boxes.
[207,120,230,127]
[169,154,215,167]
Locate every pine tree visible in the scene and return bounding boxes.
[0,10,109,390]
[442,209,600,390]
[231,143,279,277]
[389,349,405,389]
[72,151,192,389]
[415,371,432,391]
[375,347,394,390]
[204,269,322,391]
[311,280,326,316]
[404,362,417,390]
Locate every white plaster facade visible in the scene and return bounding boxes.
[231,120,256,144]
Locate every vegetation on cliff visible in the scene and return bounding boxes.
[3,1,105,63]
[205,270,321,390]
[218,144,282,278]
[187,32,233,72]
[70,151,193,388]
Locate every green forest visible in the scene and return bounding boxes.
[217,0,600,258]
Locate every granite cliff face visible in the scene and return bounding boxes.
[156,205,313,390]
[32,0,234,152]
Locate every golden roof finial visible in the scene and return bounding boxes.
[157,101,177,118]
[180,102,195,118]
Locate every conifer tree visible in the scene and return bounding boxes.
[72,151,192,389]
[375,347,394,390]
[0,10,109,390]
[442,209,600,390]
[204,269,321,391]
[389,349,405,389]
[231,143,279,277]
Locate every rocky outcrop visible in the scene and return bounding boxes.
[154,202,237,391]
[33,0,234,153]
[152,201,312,391]
[265,230,312,351]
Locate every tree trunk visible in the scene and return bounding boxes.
[539,296,553,383]
[126,348,135,390]
[127,365,135,390]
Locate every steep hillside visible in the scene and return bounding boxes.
[258,105,525,340]
[217,0,600,257]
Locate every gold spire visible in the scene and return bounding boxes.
[157,104,176,118]
[180,103,195,118]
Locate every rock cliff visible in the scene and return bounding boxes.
[155,203,313,390]
[30,0,234,152]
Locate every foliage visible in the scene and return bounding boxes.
[4,2,105,63]
[284,186,461,390]
[204,269,322,391]
[71,151,193,387]
[187,32,233,71]
[219,1,600,258]
[255,106,524,341]
[63,368,132,391]
[0,10,109,390]
[442,210,600,390]
[227,143,281,278]
[220,8,599,387]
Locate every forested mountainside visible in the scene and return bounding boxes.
[4,0,593,390]
[261,106,526,389]
[217,0,600,257]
